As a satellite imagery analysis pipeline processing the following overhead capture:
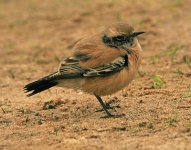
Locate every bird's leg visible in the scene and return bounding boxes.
[94,95,113,117]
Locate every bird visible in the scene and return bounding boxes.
[24,22,144,117]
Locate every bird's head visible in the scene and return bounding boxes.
[102,23,144,53]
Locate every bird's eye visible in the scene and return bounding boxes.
[116,36,123,40]
[114,36,125,41]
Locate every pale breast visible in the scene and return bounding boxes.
[81,65,137,96]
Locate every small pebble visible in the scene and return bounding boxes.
[34,112,40,116]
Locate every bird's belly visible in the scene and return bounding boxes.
[82,67,137,96]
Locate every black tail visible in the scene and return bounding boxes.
[24,73,58,97]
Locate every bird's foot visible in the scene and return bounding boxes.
[95,103,120,112]
[94,95,124,118]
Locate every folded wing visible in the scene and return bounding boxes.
[58,56,127,78]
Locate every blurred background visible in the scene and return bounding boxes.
[0,0,191,149]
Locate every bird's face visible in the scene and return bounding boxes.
[102,23,144,53]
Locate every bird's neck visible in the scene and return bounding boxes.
[128,42,142,68]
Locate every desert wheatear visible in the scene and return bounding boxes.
[24,23,144,117]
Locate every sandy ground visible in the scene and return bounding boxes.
[0,0,191,149]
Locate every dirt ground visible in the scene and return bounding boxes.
[0,0,191,149]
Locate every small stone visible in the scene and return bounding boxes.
[53,115,59,121]
[38,119,43,125]
[138,122,147,127]
[43,104,55,110]
[34,112,40,116]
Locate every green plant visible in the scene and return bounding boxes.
[166,113,179,126]
[174,69,184,75]
[151,75,165,89]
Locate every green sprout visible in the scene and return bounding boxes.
[151,75,165,89]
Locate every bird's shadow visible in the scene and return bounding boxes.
[100,113,126,119]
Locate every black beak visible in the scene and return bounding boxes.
[131,32,145,37]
